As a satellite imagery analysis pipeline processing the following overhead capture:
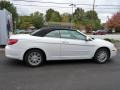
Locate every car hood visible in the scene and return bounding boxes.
[93,38,114,47]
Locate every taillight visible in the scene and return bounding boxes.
[8,39,18,45]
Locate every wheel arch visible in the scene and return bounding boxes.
[94,47,111,58]
[23,48,46,61]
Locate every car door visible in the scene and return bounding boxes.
[60,30,95,60]
[40,30,61,60]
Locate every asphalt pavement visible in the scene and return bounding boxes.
[0,51,120,90]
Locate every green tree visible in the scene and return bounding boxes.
[84,10,101,31]
[85,10,98,20]
[61,13,71,22]
[45,9,54,21]
[45,9,61,22]
[0,0,18,23]
[50,11,61,22]
[19,22,31,29]
[31,11,44,29]
[73,8,85,24]
[17,16,32,29]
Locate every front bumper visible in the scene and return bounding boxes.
[110,48,117,58]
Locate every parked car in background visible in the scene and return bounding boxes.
[16,29,35,34]
[93,30,108,35]
[5,28,117,67]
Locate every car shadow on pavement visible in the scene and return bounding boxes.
[46,59,93,65]
[5,58,113,68]
[45,59,113,66]
[5,59,27,67]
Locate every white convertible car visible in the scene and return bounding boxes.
[5,28,117,67]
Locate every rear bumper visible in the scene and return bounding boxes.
[5,46,23,60]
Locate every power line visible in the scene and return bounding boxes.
[13,0,71,5]
[77,4,120,7]
[95,8,120,9]
[14,4,71,8]
[13,0,120,7]
[14,4,120,9]
[96,5,120,6]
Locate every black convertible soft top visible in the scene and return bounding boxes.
[31,27,76,37]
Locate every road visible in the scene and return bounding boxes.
[0,51,120,90]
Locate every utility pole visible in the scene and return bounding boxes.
[14,21,16,34]
[93,0,96,12]
[92,0,96,31]
[69,4,76,29]
[107,16,110,21]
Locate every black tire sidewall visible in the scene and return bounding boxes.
[94,48,110,64]
[24,49,44,67]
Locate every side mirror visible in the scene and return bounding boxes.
[86,36,92,41]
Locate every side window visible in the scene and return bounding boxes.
[60,30,86,40]
[70,30,86,40]
[60,30,76,39]
[45,30,60,38]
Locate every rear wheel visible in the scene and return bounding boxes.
[24,49,44,67]
[94,48,110,64]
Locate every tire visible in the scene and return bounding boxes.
[24,49,45,67]
[94,48,110,64]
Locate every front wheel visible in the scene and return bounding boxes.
[94,48,110,64]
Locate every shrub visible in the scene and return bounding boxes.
[104,38,120,43]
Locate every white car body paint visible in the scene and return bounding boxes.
[5,33,117,61]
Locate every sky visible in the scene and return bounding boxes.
[11,0,120,23]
